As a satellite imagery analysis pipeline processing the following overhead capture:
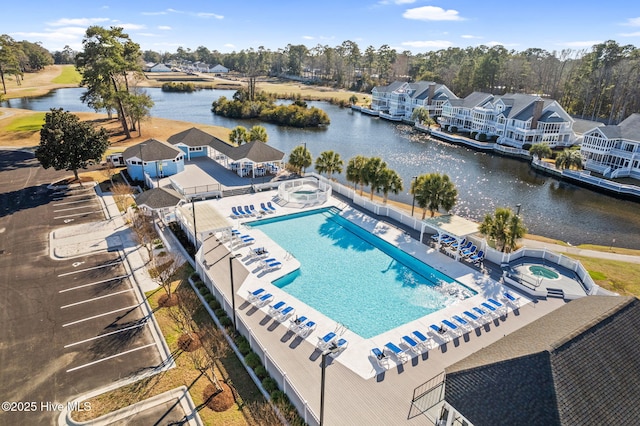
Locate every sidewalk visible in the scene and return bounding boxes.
[50,184,200,426]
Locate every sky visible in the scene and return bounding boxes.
[2,1,640,56]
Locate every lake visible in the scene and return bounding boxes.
[3,87,640,248]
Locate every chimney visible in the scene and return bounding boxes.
[531,99,544,129]
[427,83,436,105]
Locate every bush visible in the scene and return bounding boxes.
[470,131,477,139]
[238,341,251,356]
[254,365,268,380]
[244,352,261,369]
[478,133,487,142]
[271,390,290,406]
[209,299,221,310]
[204,293,215,303]
[214,308,226,318]
[199,286,209,295]
[262,377,279,394]
[522,143,532,151]
[219,316,233,327]
[451,126,458,133]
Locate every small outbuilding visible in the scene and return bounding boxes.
[123,139,185,181]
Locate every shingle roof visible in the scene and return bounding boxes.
[445,296,640,426]
[599,113,640,142]
[122,139,182,162]
[135,187,182,209]
[373,81,406,93]
[227,141,285,163]
[461,91,494,108]
[168,127,216,147]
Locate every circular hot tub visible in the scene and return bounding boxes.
[528,265,560,280]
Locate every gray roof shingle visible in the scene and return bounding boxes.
[122,139,182,162]
[135,187,182,209]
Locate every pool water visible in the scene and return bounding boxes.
[248,208,475,338]
[528,265,560,280]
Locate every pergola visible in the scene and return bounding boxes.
[420,214,481,260]
[176,201,234,247]
[226,141,285,178]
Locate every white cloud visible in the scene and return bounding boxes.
[560,40,603,48]
[159,8,223,19]
[197,12,224,19]
[136,33,159,37]
[116,23,147,30]
[620,31,640,37]
[485,41,518,48]
[47,17,110,27]
[158,26,172,30]
[224,43,235,48]
[378,0,416,4]
[622,17,640,26]
[401,40,453,49]
[141,11,168,16]
[303,35,314,40]
[461,34,482,39]
[403,6,464,21]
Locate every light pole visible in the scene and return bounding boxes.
[319,346,340,426]
[191,198,197,247]
[411,176,418,217]
[302,142,308,176]
[515,203,522,216]
[229,252,242,332]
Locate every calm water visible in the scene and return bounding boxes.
[249,208,475,338]
[3,87,640,248]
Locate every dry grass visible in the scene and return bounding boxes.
[563,254,640,296]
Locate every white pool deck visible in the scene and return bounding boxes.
[195,191,567,425]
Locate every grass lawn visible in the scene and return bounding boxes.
[72,268,271,425]
[51,65,82,84]
[564,253,640,296]
[4,112,46,132]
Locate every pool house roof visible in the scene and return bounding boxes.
[227,141,285,163]
[420,214,479,240]
[176,201,233,237]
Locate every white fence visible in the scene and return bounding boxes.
[277,177,332,205]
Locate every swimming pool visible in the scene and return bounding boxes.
[248,208,475,338]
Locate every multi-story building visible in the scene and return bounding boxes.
[580,113,640,179]
[370,81,458,121]
[440,92,575,149]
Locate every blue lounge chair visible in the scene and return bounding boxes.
[277,306,295,322]
[317,331,337,350]
[468,250,485,263]
[252,293,273,308]
[246,288,265,302]
[260,202,271,213]
[384,342,408,363]
[452,315,471,330]
[267,301,286,316]
[249,205,257,215]
[412,330,431,350]
[473,306,488,317]
[463,310,480,323]
[450,238,467,250]
[237,206,248,216]
[289,315,308,331]
[327,338,348,354]
[231,206,243,218]
[264,260,282,271]
[267,201,277,212]
[488,298,503,309]
[430,324,448,335]
[297,320,316,338]
[244,205,254,216]
[402,335,421,354]
[502,291,520,305]
[440,235,456,245]
[442,319,460,335]
[372,347,389,368]
[461,245,477,257]
[457,241,472,253]
[481,302,499,317]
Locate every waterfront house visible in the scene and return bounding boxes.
[168,127,226,160]
[370,81,457,121]
[209,64,229,74]
[440,93,575,149]
[123,139,184,181]
[144,63,172,73]
[435,295,640,426]
[580,113,640,180]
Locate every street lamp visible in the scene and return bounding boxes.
[191,198,197,247]
[229,252,242,332]
[319,346,340,426]
[302,142,308,176]
[411,176,418,217]
[515,203,522,216]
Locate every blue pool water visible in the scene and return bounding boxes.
[248,208,476,338]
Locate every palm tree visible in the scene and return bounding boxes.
[248,125,268,143]
[378,168,403,203]
[411,106,430,124]
[288,145,312,175]
[362,157,387,200]
[529,143,552,160]
[348,94,358,105]
[412,173,458,219]
[346,155,368,195]
[555,149,583,170]
[479,207,526,252]
[314,150,343,180]
[229,126,248,145]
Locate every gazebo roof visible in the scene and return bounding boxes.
[227,141,285,163]
[421,214,479,237]
[135,188,182,210]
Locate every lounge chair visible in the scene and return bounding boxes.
[296,320,316,338]
[442,319,460,336]
[260,202,271,213]
[412,330,431,350]
[237,206,248,216]
[457,241,472,253]
[480,302,499,317]
[234,236,255,247]
[452,315,472,331]
[251,293,273,308]
[402,335,421,354]
[487,298,504,309]
[249,247,269,259]
[263,260,282,271]
[468,250,485,263]
[430,324,448,335]
[463,310,481,323]
[317,331,337,350]
[372,347,389,369]
[246,288,265,302]
[249,205,258,215]
[276,306,295,322]
[244,205,254,216]
[267,301,286,316]
[266,201,277,212]
[472,306,488,318]
[327,338,348,354]
[461,245,477,257]
[288,315,308,332]
[449,238,467,250]
[440,235,456,245]
[384,342,408,363]
[502,291,520,306]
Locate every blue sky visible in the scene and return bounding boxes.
[3,1,640,55]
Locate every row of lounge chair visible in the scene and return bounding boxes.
[316,331,348,355]
[372,291,521,369]
[431,235,485,264]
[230,202,278,219]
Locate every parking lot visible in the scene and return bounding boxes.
[0,150,165,425]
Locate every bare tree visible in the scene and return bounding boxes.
[111,182,134,212]
[149,251,182,301]
[130,208,156,261]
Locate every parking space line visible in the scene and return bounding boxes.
[58,260,122,277]
[60,289,134,309]
[54,205,98,213]
[64,322,147,348]
[52,189,94,197]
[59,275,128,293]
[53,199,96,206]
[66,343,156,373]
[62,305,139,327]
[54,211,103,220]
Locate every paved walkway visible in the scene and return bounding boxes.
[521,238,640,264]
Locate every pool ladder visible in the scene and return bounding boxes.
[284,251,295,260]
[334,322,348,335]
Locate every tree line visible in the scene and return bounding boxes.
[0,34,54,94]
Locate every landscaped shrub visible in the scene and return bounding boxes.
[244,352,261,369]
[238,340,251,356]
[219,316,233,327]
[199,286,209,295]
[451,126,458,133]
[522,143,532,151]
[478,133,487,142]
[262,377,279,394]
[191,273,201,282]
[204,293,215,303]
[214,308,226,318]
[490,135,499,142]
[254,365,268,380]
[209,299,221,310]
[470,131,477,139]
[270,390,290,405]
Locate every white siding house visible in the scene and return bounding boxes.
[580,113,640,180]
[370,81,457,121]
